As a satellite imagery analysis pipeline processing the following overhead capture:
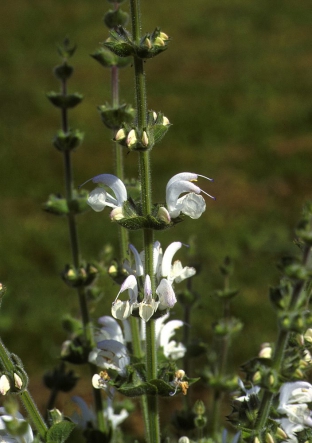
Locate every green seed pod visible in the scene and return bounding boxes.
[98,103,135,129]
[42,194,69,215]
[53,129,84,152]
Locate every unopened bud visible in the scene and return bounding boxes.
[295,368,304,378]
[153,111,157,121]
[304,328,312,343]
[254,437,260,443]
[115,128,126,141]
[178,438,190,443]
[175,369,185,380]
[154,36,165,46]
[14,373,23,390]
[252,371,262,384]
[126,129,137,147]
[157,206,171,224]
[276,427,288,440]
[259,343,272,359]
[297,333,305,346]
[143,37,152,49]
[141,131,149,146]
[303,349,312,363]
[0,374,10,395]
[193,400,205,416]
[159,31,169,40]
[265,433,274,443]
[110,207,125,221]
[269,374,275,386]
[162,116,170,125]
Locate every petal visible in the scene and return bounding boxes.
[159,320,184,347]
[178,193,206,219]
[87,188,111,212]
[166,180,201,217]
[139,300,159,322]
[111,300,131,320]
[166,172,199,189]
[144,275,152,301]
[97,316,124,342]
[91,174,127,206]
[161,242,182,277]
[156,279,177,309]
[129,244,144,277]
[114,275,138,304]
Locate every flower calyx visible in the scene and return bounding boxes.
[114,110,170,151]
[98,102,135,130]
[43,189,89,216]
[53,129,84,152]
[62,262,99,288]
[103,26,170,59]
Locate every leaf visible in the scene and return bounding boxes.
[47,420,76,443]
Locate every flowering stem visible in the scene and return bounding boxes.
[0,339,48,439]
[129,0,160,441]
[20,390,48,440]
[255,245,311,433]
[59,75,106,433]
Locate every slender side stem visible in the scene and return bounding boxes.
[60,76,105,433]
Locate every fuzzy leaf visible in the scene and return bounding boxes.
[46,421,75,443]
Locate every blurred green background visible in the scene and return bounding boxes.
[0,0,312,410]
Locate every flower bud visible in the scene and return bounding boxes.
[115,128,127,141]
[159,31,169,40]
[141,131,149,146]
[252,371,262,384]
[110,207,125,221]
[0,374,10,395]
[276,427,288,440]
[13,374,23,390]
[265,433,274,443]
[154,36,165,46]
[162,116,170,125]
[143,37,152,49]
[304,328,312,343]
[259,343,272,359]
[178,438,190,443]
[126,129,137,147]
[157,206,171,224]
[254,437,260,443]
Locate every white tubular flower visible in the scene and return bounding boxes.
[116,241,195,321]
[81,174,127,213]
[111,275,138,320]
[0,408,34,443]
[236,379,261,402]
[95,316,124,344]
[156,314,186,359]
[166,172,215,219]
[105,403,129,429]
[0,375,10,396]
[279,381,312,406]
[90,340,129,375]
[277,418,304,443]
[138,275,159,322]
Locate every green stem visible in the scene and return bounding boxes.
[0,339,48,439]
[129,0,160,441]
[60,75,105,433]
[20,390,48,440]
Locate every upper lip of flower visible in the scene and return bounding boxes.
[166,172,215,219]
[80,173,128,212]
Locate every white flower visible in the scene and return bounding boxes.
[156,313,186,359]
[0,408,33,443]
[0,375,10,396]
[236,378,260,402]
[81,174,127,213]
[279,382,312,407]
[89,340,129,375]
[95,316,125,344]
[71,396,128,430]
[277,381,312,441]
[166,172,215,219]
[112,241,196,321]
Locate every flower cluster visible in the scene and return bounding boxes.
[0,373,23,396]
[82,171,214,222]
[277,381,312,442]
[89,313,186,379]
[112,241,195,322]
